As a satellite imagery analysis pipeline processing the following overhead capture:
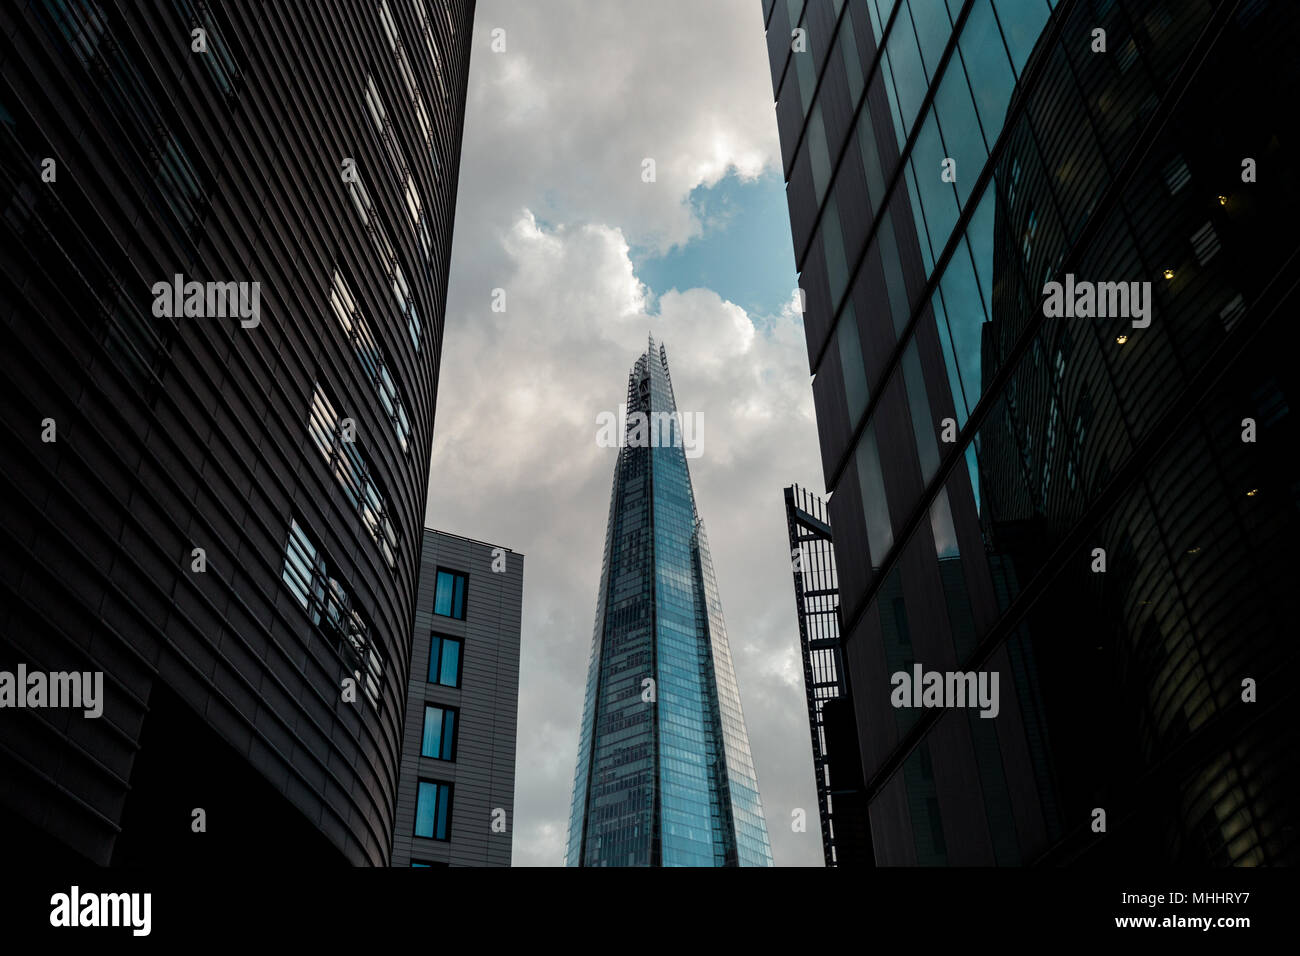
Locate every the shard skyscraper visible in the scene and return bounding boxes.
[566,338,773,867]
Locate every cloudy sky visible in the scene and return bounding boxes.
[423,0,827,866]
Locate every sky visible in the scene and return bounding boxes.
[424,0,828,866]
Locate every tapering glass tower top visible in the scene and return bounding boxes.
[566,337,773,866]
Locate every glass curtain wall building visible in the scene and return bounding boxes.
[566,338,774,867]
[765,0,1298,864]
[0,0,473,864]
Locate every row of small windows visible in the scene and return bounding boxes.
[364,74,434,262]
[412,0,450,104]
[329,269,413,454]
[378,0,437,160]
[308,383,400,568]
[281,518,385,711]
[345,173,423,352]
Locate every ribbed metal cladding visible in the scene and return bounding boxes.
[0,0,474,864]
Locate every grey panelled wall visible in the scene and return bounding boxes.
[391,529,523,867]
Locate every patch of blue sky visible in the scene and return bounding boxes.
[631,168,797,320]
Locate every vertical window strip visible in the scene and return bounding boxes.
[330,269,412,453]
[280,519,385,710]
[309,382,399,567]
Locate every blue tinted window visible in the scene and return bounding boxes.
[907,0,955,78]
[883,6,927,138]
[867,0,886,42]
[856,95,887,211]
[421,704,456,760]
[415,780,452,840]
[434,568,467,618]
[427,635,463,687]
[909,107,960,268]
[823,198,849,307]
[841,10,865,106]
[933,59,989,206]
[930,294,971,427]
[856,422,893,567]
[838,303,869,426]
[436,785,451,839]
[902,339,940,482]
[877,210,911,336]
[958,1,1016,143]
[991,0,1052,76]
[965,183,998,320]
[807,102,831,203]
[939,234,990,417]
[440,638,461,685]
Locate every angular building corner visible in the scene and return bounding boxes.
[566,337,774,866]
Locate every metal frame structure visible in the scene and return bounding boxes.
[783,484,849,866]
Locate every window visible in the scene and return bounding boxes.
[421,704,457,760]
[415,780,453,840]
[434,569,467,619]
[346,173,423,350]
[379,0,436,153]
[806,103,831,202]
[428,635,462,687]
[280,519,385,711]
[413,0,449,102]
[958,1,1017,145]
[837,303,869,426]
[855,422,893,568]
[330,270,412,453]
[308,383,399,566]
[363,75,433,260]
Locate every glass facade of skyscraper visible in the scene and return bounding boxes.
[567,339,773,866]
[767,0,1298,864]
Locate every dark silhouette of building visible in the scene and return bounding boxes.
[390,529,522,868]
[0,0,474,865]
[766,0,1298,864]
[783,484,873,866]
[567,337,773,866]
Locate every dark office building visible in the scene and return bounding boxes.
[567,338,774,866]
[0,0,474,865]
[391,529,522,868]
[767,0,1298,864]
